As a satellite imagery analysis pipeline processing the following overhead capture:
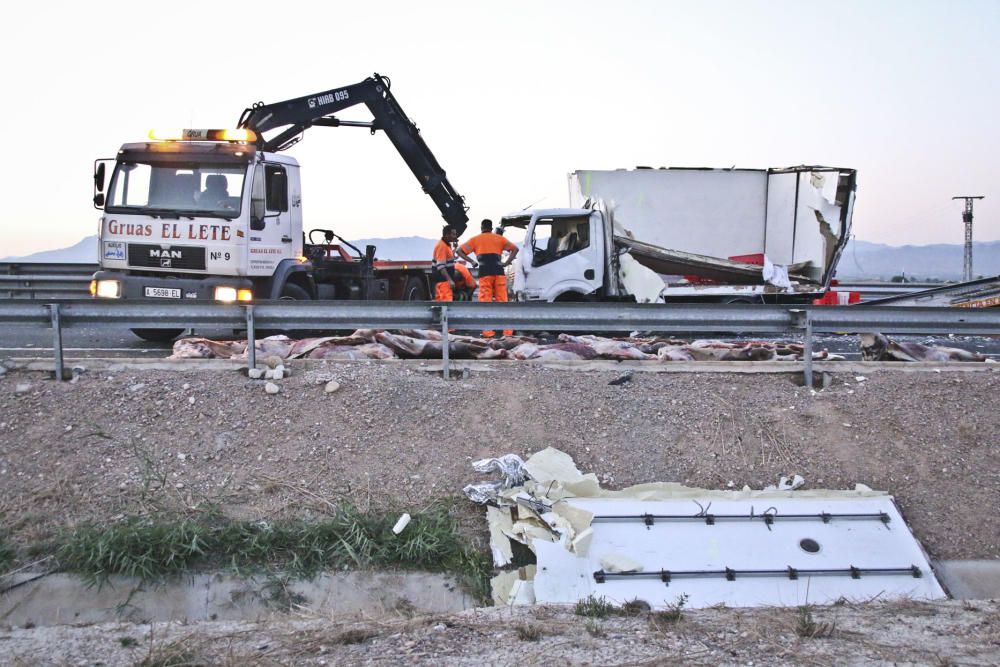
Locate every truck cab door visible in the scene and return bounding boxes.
[247,161,295,276]
[521,212,603,301]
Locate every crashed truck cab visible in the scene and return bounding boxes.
[503,207,610,302]
[91,128,310,305]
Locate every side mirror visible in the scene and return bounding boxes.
[94,163,106,192]
[93,193,105,207]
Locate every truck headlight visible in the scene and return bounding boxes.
[214,286,237,302]
[237,288,253,302]
[95,279,121,298]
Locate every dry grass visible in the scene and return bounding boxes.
[515,623,542,641]
[331,628,378,645]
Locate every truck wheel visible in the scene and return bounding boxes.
[278,283,311,300]
[403,277,428,301]
[257,282,312,338]
[131,328,184,342]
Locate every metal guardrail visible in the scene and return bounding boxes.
[2,300,998,385]
[0,262,97,299]
[0,263,950,302]
[0,262,99,275]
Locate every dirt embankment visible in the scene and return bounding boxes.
[1,362,998,561]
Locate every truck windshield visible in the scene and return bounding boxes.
[106,161,246,218]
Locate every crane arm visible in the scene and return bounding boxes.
[237,73,469,234]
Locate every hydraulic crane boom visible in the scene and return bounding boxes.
[237,73,469,235]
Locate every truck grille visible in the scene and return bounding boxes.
[128,244,206,270]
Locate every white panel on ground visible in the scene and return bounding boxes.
[532,496,945,608]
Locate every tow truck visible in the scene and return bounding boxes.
[90,73,469,340]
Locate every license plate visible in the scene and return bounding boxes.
[144,287,182,299]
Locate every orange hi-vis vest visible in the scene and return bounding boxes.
[432,239,456,277]
[459,233,516,276]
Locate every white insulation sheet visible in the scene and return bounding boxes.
[532,496,945,608]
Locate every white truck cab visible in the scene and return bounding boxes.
[93,130,310,306]
[505,208,607,302]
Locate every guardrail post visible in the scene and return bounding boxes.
[440,305,450,379]
[245,305,256,371]
[803,312,814,388]
[49,303,64,381]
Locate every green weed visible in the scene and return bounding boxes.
[650,593,689,627]
[574,594,616,619]
[0,531,14,572]
[53,502,491,602]
[795,605,836,638]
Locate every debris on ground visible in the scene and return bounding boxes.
[468,448,945,608]
[861,332,987,362]
[168,330,855,362]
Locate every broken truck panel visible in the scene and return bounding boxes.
[617,236,814,287]
[471,448,945,609]
[532,496,945,608]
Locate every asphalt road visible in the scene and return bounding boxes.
[2,326,999,361]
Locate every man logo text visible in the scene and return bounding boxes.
[149,249,182,259]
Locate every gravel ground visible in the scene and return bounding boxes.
[2,600,998,666]
[1,361,998,560]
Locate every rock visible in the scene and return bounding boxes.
[272,367,285,381]
[264,369,275,380]
[128,383,146,392]
[188,396,196,405]
[265,382,280,395]
[264,356,283,369]
[0,367,7,377]
[324,380,341,394]
[15,383,31,394]
[248,368,264,379]
[182,383,191,390]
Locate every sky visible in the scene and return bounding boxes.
[1,0,998,257]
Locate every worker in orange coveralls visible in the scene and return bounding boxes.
[457,218,519,337]
[453,253,476,297]
[432,225,459,301]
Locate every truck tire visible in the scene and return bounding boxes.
[278,283,311,301]
[402,277,428,301]
[131,328,184,342]
[257,282,312,338]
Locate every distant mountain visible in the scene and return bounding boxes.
[2,236,98,263]
[835,239,1000,281]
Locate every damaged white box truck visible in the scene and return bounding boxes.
[503,166,857,304]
